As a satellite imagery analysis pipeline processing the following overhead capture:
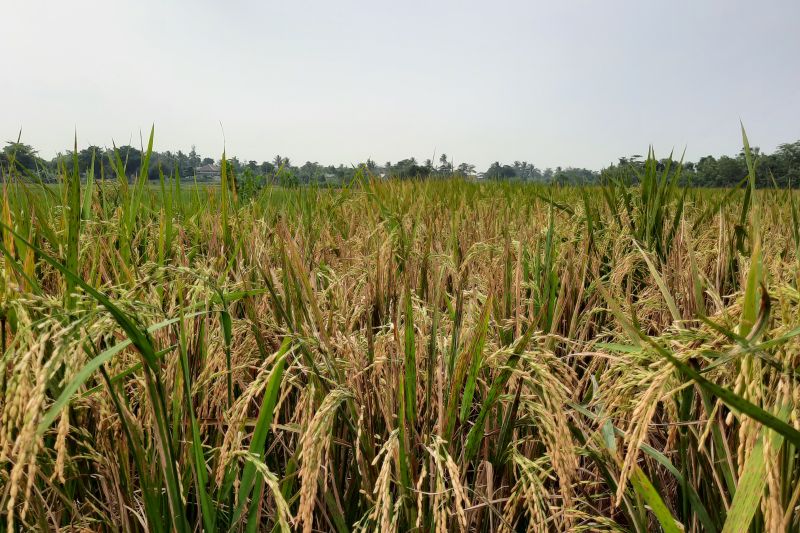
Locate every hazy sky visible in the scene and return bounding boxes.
[3,0,799,170]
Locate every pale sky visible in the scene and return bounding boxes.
[3,0,799,170]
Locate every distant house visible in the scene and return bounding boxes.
[195,163,221,181]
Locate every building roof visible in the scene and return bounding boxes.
[196,164,220,173]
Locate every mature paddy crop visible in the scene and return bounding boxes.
[1,128,800,532]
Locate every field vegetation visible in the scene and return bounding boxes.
[1,128,800,531]
[3,133,800,187]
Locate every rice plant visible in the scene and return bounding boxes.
[1,128,799,532]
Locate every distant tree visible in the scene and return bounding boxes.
[456,162,475,176]
[775,141,800,185]
[114,145,142,177]
[298,161,323,184]
[716,155,746,185]
[188,146,201,169]
[485,162,516,180]
[276,167,299,188]
[7,135,800,189]
[695,155,719,186]
[392,157,429,179]
[530,163,543,181]
[552,166,598,185]
[272,155,290,169]
[438,154,453,175]
[77,146,103,177]
[0,142,44,173]
[175,150,189,176]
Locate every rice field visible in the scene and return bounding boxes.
[1,129,800,532]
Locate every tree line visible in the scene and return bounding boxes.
[2,138,799,188]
